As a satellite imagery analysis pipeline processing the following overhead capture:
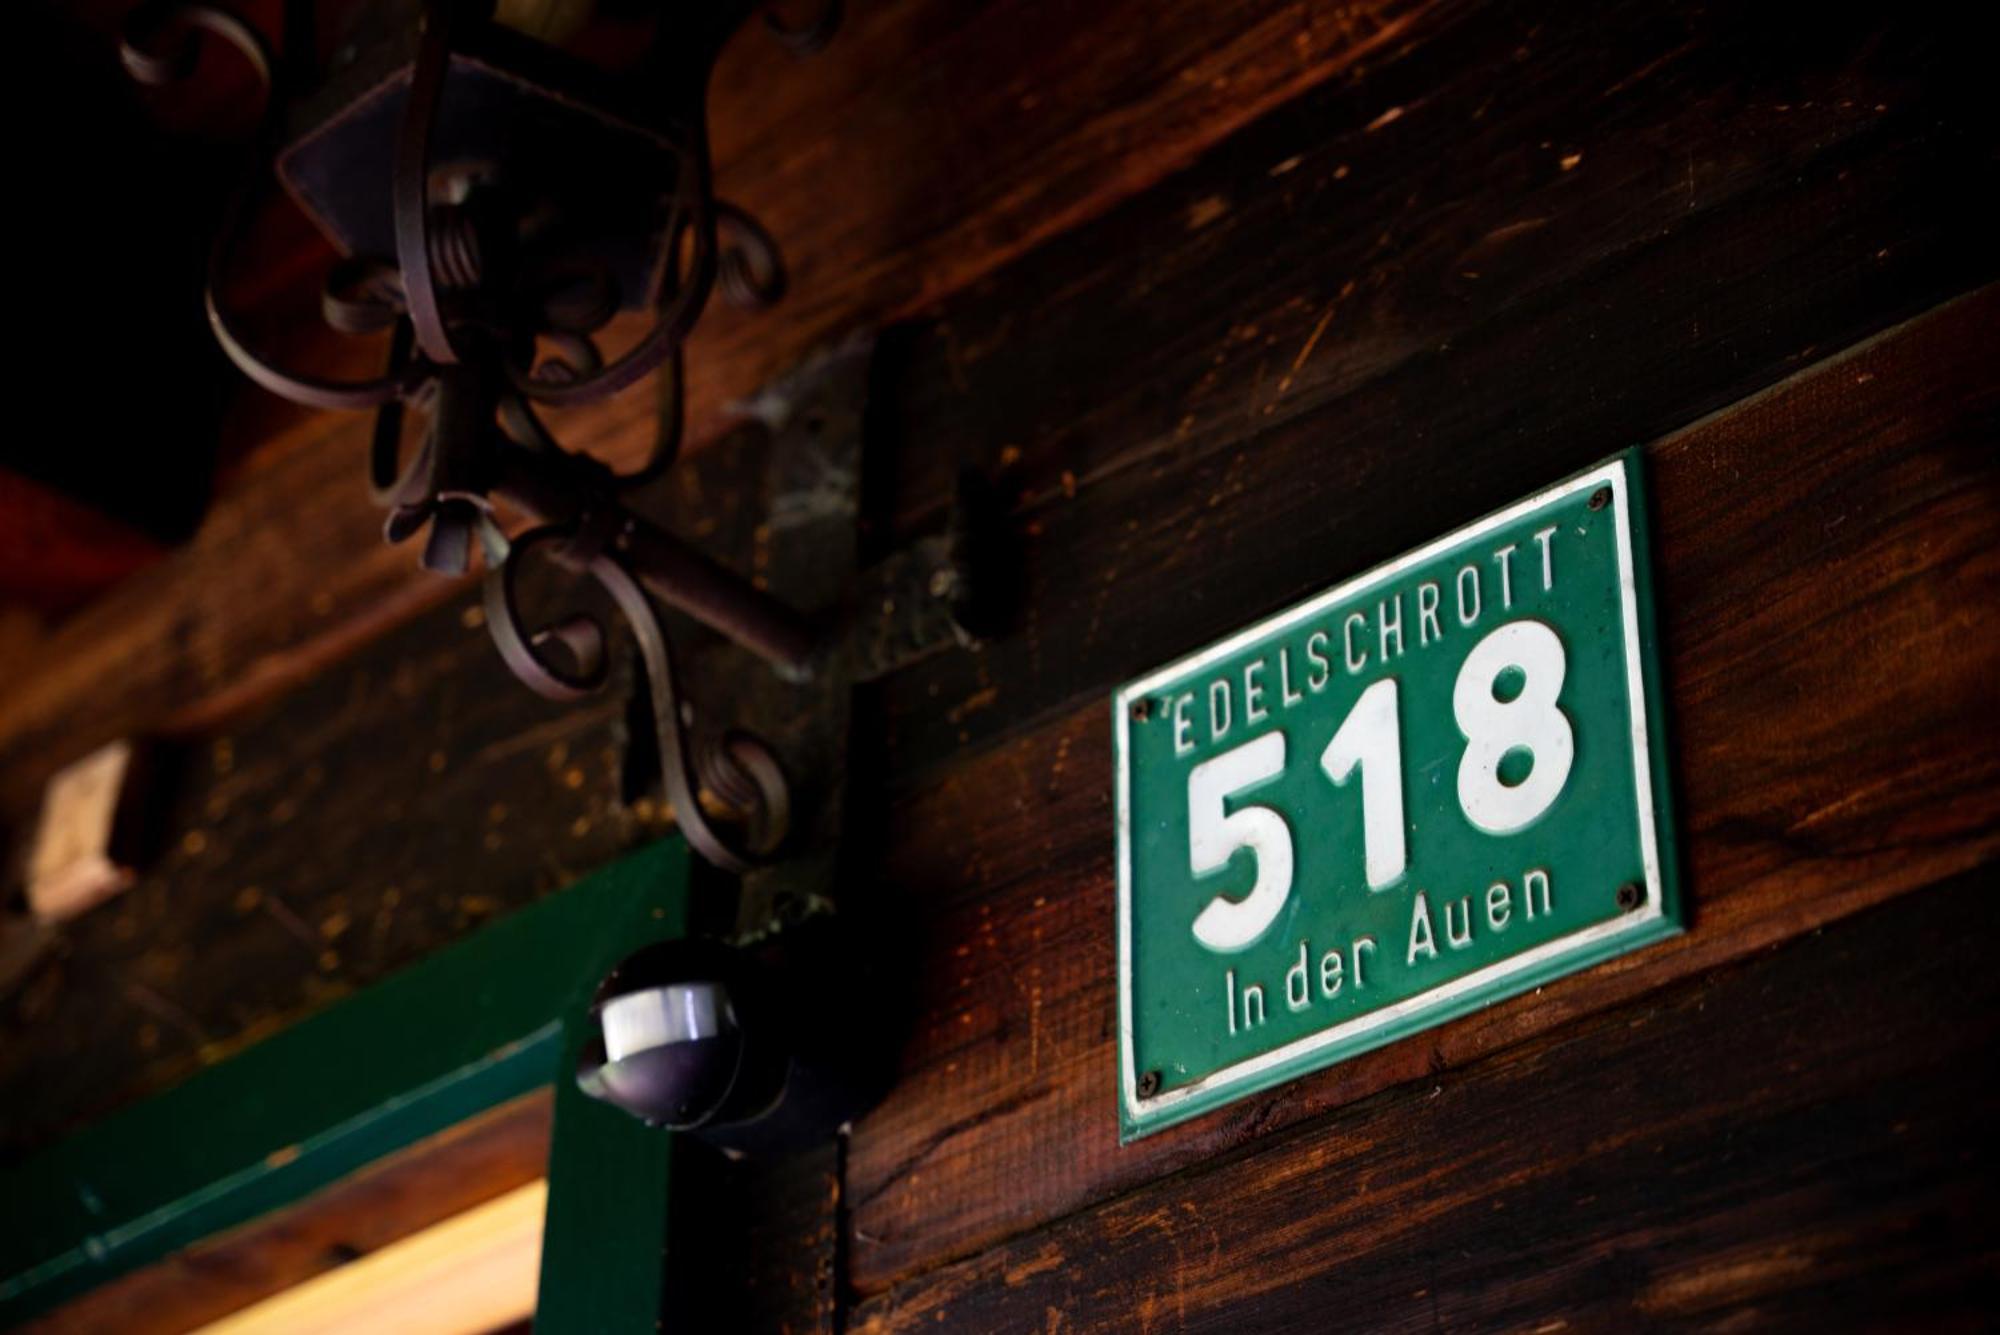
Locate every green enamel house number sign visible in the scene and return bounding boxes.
[1114,452,1682,1140]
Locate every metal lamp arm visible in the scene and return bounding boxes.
[486,439,822,677]
[482,525,788,873]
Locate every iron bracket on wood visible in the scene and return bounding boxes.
[568,336,969,1154]
[656,334,978,942]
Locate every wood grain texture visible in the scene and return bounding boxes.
[869,0,1998,780]
[0,592,653,1156]
[670,1139,844,1335]
[0,1,1990,1326]
[824,0,2000,1289]
[0,0,1432,835]
[189,1180,543,1335]
[24,1090,552,1335]
[842,287,2000,1294]
[850,864,2000,1333]
[0,470,163,618]
[8,0,1985,1155]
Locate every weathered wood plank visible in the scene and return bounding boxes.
[850,863,2000,1332]
[175,1181,543,1335]
[0,0,1431,827]
[0,0,1462,1148]
[842,288,2000,1292]
[670,1140,844,1335]
[24,1091,552,1335]
[871,0,2000,778]
[0,3,1990,1322]
[9,0,1986,1150]
[0,594,655,1156]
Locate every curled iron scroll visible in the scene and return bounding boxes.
[121,0,806,878]
[119,0,274,105]
[508,134,718,409]
[122,1,416,410]
[394,0,465,367]
[764,0,844,55]
[483,526,789,874]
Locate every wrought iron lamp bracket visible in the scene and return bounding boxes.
[689,336,979,941]
[118,0,974,925]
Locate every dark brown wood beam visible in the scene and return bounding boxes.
[867,0,1998,781]
[0,3,1989,1324]
[849,862,2000,1331]
[6,0,1991,1196]
[842,285,2000,1293]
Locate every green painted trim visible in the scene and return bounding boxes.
[0,837,691,1328]
[536,862,687,1334]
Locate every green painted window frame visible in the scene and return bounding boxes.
[0,836,695,1330]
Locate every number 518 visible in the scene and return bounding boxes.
[1188,619,1574,953]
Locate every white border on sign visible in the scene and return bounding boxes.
[1114,458,1662,1128]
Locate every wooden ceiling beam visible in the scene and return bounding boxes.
[21,1091,553,1335]
[191,1180,545,1335]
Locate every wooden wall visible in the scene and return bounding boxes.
[4,0,1997,1328]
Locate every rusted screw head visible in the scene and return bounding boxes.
[1588,486,1613,511]
[1137,1070,1162,1098]
[1130,697,1154,722]
[1615,881,1644,911]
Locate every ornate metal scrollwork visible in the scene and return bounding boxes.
[124,0,842,872]
[484,522,789,873]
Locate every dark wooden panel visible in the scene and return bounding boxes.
[872,0,1997,780]
[0,0,1433,831]
[0,471,164,618]
[0,593,652,1156]
[700,0,1440,427]
[831,0,2000,1280]
[0,2,1988,1325]
[842,287,2000,1293]
[24,1089,552,1335]
[672,1140,843,1335]
[7,0,1986,1155]
[851,864,2000,1333]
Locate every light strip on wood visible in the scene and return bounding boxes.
[192,1180,546,1335]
